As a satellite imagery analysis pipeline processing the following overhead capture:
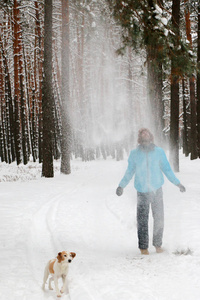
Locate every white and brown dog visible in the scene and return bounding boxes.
[42,251,76,297]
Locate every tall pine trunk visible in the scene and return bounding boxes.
[197,2,200,158]
[0,44,5,162]
[60,0,71,174]
[182,79,190,156]
[42,0,54,177]
[13,0,22,165]
[19,34,29,164]
[35,1,43,163]
[184,0,197,160]
[170,0,180,172]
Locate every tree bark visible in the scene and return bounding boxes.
[169,0,180,172]
[13,0,22,165]
[184,0,197,160]
[60,0,71,174]
[182,79,190,157]
[197,2,200,157]
[42,0,54,177]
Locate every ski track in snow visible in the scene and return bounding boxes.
[1,158,200,299]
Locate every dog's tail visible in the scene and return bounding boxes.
[42,261,50,290]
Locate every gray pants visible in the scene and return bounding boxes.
[137,187,164,249]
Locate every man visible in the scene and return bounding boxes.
[116,128,186,255]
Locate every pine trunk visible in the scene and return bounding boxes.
[60,0,71,174]
[182,79,190,157]
[189,75,197,159]
[19,34,29,164]
[37,2,44,163]
[0,38,8,162]
[197,2,200,158]
[184,0,197,160]
[1,108,7,162]
[169,0,180,172]
[42,0,54,177]
[13,0,22,165]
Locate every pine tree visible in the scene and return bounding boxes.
[169,0,181,172]
[13,0,22,165]
[60,0,71,174]
[197,1,200,158]
[184,0,197,160]
[42,0,54,177]
[182,78,190,157]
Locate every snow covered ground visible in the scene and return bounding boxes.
[1,153,200,300]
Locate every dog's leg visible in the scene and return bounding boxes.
[54,277,61,297]
[42,263,49,290]
[49,277,54,290]
[61,275,68,294]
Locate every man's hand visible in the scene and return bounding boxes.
[116,186,123,196]
[177,183,186,193]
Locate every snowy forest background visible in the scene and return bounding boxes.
[0,0,200,176]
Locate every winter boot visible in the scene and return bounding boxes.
[155,247,164,253]
[140,249,149,255]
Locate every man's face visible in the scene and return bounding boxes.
[140,130,151,145]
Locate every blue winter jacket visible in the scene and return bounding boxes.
[119,145,180,193]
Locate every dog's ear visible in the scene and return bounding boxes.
[57,252,62,262]
[70,252,76,258]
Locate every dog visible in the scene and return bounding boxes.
[42,251,76,297]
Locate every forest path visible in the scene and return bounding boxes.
[1,158,200,299]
